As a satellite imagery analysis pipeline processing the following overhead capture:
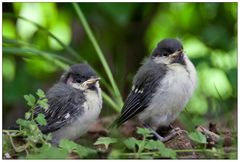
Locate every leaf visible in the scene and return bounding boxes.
[24,94,36,107]
[35,114,47,126]
[188,131,207,144]
[37,100,49,110]
[145,140,165,150]
[44,133,52,141]
[25,112,31,120]
[59,139,97,158]
[123,137,139,151]
[29,123,38,132]
[74,144,97,158]
[59,139,78,152]
[16,118,32,127]
[159,148,177,159]
[136,127,153,138]
[27,144,69,159]
[108,149,121,159]
[36,89,46,98]
[94,137,117,149]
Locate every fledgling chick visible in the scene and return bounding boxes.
[113,38,197,141]
[34,63,102,145]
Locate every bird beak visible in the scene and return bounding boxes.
[171,50,183,57]
[170,50,185,64]
[85,77,101,85]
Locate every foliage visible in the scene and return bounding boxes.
[94,127,177,159]
[3,89,98,159]
[188,131,207,144]
[94,137,117,149]
[3,89,51,158]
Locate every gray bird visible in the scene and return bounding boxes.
[113,38,197,141]
[34,63,102,145]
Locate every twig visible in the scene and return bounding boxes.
[196,126,221,142]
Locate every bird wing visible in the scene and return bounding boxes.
[34,83,85,134]
[115,59,167,127]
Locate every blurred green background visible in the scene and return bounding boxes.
[2,3,237,131]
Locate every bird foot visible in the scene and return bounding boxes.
[153,127,186,142]
[162,127,186,142]
[143,123,185,142]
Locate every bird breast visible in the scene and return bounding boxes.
[138,56,197,129]
[72,85,102,137]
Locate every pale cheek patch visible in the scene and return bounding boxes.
[153,56,171,64]
[70,83,88,91]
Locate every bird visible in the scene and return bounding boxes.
[112,38,197,141]
[33,63,102,145]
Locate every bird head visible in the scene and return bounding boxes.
[60,64,100,91]
[151,38,186,65]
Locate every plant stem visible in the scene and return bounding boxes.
[136,135,146,158]
[3,130,20,133]
[121,148,236,157]
[72,3,123,109]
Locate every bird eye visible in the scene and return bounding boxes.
[162,52,168,56]
[76,79,82,83]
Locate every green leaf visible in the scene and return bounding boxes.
[59,139,78,152]
[74,144,97,158]
[136,127,153,137]
[94,137,117,149]
[35,114,47,126]
[28,124,38,132]
[37,100,49,110]
[108,149,121,159]
[16,118,32,127]
[59,139,97,158]
[44,133,52,141]
[27,144,69,159]
[188,131,207,144]
[145,140,165,150]
[123,137,139,151]
[159,148,177,159]
[36,89,45,98]
[24,94,36,107]
[25,112,31,120]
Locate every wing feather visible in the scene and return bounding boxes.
[115,59,167,127]
[34,83,85,133]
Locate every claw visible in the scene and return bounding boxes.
[143,123,185,142]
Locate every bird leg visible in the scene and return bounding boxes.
[143,123,184,142]
[143,123,165,142]
[160,126,187,142]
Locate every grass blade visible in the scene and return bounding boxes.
[3,46,69,70]
[102,92,120,113]
[3,13,83,62]
[3,38,76,65]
